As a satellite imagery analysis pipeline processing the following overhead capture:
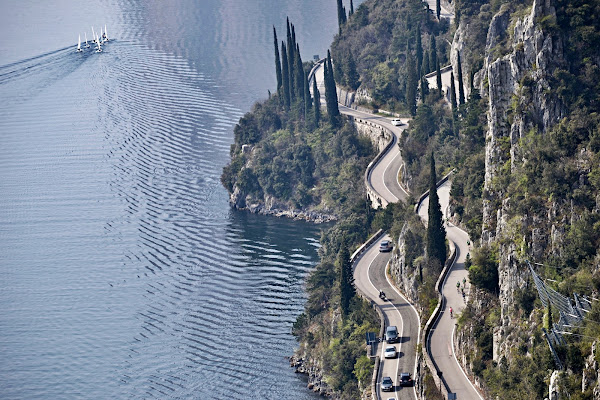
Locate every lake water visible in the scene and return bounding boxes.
[0,1,361,398]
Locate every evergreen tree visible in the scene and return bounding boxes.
[406,52,417,116]
[273,26,282,94]
[436,58,442,97]
[287,23,295,102]
[334,56,344,88]
[281,42,291,109]
[313,77,321,125]
[423,47,430,75]
[349,0,354,16]
[427,153,447,267]
[337,0,346,34]
[337,240,355,318]
[416,25,423,78]
[344,50,360,90]
[450,71,457,109]
[429,36,437,73]
[436,0,441,20]
[457,50,466,105]
[420,75,429,101]
[295,43,304,101]
[304,69,312,121]
[325,50,340,126]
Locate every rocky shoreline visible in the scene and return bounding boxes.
[289,354,336,398]
[230,187,338,223]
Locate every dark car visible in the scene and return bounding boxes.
[381,376,394,392]
[399,372,413,387]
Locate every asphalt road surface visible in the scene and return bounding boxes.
[418,181,483,400]
[353,234,420,400]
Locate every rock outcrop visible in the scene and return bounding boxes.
[473,0,567,363]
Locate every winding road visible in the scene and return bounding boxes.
[311,34,482,396]
[418,182,483,400]
[353,233,420,400]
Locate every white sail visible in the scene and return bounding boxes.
[92,26,96,43]
[104,24,108,41]
[96,34,102,52]
[85,32,90,48]
[77,34,82,51]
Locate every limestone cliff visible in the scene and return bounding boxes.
[456,0,567,364]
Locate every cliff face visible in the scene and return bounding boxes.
[469,0,567,362]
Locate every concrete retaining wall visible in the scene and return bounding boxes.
[349,117,395,209]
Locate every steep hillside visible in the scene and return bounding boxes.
[222,0,600,398]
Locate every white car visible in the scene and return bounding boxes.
[391,118,404,126]
[384,346,397,358]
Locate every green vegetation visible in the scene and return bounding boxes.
[223,0,600,397]
[338,240,355,318]
[331,0,449,112]
[427,153,447,268]
[324,50,341,127]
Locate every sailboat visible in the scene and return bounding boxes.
[77,34,82,52]
[96,33,102,53]
[92,26,97,44]
[84,32,90,48]
[103,24,108,41]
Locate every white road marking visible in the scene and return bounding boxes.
[366,252,401,400]
[385,259,420,400]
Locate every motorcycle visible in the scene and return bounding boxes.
[379,291,386,300]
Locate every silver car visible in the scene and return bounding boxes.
[379,240,392,252]
[381,376,394,392]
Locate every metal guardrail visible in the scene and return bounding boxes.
[422,244,457,397]
[414,171,457,397]
[357,119,395,209]
[423,64,453,79]
[349,229,386,400]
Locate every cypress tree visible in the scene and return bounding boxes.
[337,0,346,35]
[429,36,437,74]
[313,77,321,125]
[436,0,441,20]
[457,50,466,105]
[304,69,312,121]
[450,71,457,109]
[406,52,417,116]
[423,47,430,75]
[344,50,360,90]
[416,25,423,78]
[420,75,429,101]
[426,153,447,268]
[337,0,345,33]
[436,58,442,97]
[281,42,290,109]
[295,43,304,101]
[273,26,282,94]
[350,0,354,16]
[287,23,295,102]
[325,50,340,126]
[338,240,355,318]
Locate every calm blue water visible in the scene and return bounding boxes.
[0,1,361,398]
